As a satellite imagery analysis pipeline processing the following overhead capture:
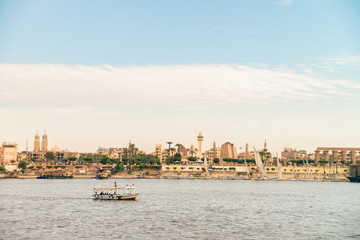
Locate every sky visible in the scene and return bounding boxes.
[0,0,359,154]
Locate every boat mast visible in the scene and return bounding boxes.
[204,153,210,179]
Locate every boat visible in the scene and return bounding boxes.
[275,152,283,180]
[37,170,74,179]
[92,182,139,200]
[347,165,360,183]
[96,169,110,179]
[254,147,268,179]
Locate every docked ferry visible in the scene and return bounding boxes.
[37,170,74,179]
[96,169,110,179]
[92,182,139,200]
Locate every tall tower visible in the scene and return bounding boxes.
[197,132,204,159]
[245,143,250,159]
[264,140,268,152]
[34,132,40,152]
[213,141,216,160]
[41,132,48,152]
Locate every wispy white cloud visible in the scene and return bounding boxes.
[320,55,360,64]
[0,63,357,110]
[312,55,360,73]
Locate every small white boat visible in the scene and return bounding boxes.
[92,182,139,200]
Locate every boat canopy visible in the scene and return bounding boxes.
[93,187,131,191]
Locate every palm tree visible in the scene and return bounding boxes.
[170,148,176,157]
[175,143,184,152]
[189,149,195,157]
[123,148,128,158]
[166,141,173,156]
[129,144,135,157]
[118,152,122,164]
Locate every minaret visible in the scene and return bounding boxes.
[41,132,48,152]
[264,140,268,152]
[34,132,40,152]
[197,132,204,159]
[213,141,216,160]
[245,143,250,159]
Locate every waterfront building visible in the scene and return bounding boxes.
[281,147,308,163]
[32,132,47,161]
[153,144,168,163]
[281,147,298,162]
[109,148,123,159]
[96,147,109,155]
[206,141,221,162]
[18,151,29,161]
[314,147,360,164]
[0,142,18,165]
[220,142,237,164]
[154,144,163,159]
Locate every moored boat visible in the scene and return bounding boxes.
[96,169,110,179]
[347,165,360,183]
[37,170,73,179]
[92,182,139,200]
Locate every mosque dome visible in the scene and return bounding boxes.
[51,146,62,152]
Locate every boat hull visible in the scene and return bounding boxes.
[347,177,360,183]
[92,193,138,200]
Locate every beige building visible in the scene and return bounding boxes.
[207,146,221,161]
[220,142,237,160]
[281,147,307,161]
[154,144,168,163]
[0,142,18,165]
[32,132,49,161]
[96,147,109,155]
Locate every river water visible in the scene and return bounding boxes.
[0,179,359,240]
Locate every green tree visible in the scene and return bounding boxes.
[0,165,6,172]
[122,148,129,158]
[114,164,125,172]
[68,156,77,162]
[165,156,174,165]
[18,161,28,173]
[44,151,56,164]
[100,155,109,165]
[173,153,182,163]
[213,158,219,164]
[188,156,197,162]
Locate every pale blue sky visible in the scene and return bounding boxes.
[0,0,359,153]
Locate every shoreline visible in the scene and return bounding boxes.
[0,174,350,182]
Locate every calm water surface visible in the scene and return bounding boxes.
[0,179,359,240]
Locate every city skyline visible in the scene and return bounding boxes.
[1,0,359,153]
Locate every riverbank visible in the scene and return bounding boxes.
[0,172,350,181]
